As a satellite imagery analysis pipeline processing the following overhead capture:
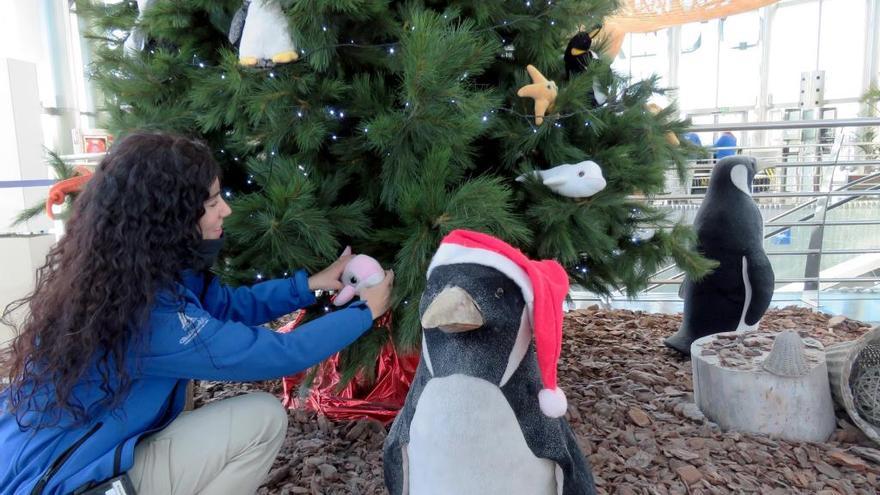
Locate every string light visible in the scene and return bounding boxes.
[388,47,395,54]
[322,26,328,32]
[255,273,264,281]
[481,115,489,122]
[268,72,275,78]
[296,110,303,118]
[283,271,290,277]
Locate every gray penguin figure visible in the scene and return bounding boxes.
[384,230,596,495]
[664,156,775,355]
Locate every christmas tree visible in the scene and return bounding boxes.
[77,0,715,379]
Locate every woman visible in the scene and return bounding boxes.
[0,131,393,494]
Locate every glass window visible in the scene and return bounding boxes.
[629,30,670,85]
[678,20,720,110]
[717,11,762,108]
[818,0,865,100]
[768,1,821,105]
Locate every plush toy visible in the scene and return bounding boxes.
[123,0,159,55]
[517,65,558,125]
[333,254,386,306]
[384,230,596,495]
[229,0,299,67]
[564,31,607,106]
[516,160,606,198]
[664,156,775,355]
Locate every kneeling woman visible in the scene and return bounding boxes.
[0,132,393,494]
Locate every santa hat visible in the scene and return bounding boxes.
[427,229,570,418]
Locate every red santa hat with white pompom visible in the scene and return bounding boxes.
[427,229,570,418]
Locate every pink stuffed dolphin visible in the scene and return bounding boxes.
[333,254,386,306]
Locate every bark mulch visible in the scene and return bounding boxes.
[193,306,880,495]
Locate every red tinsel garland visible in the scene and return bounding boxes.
[277,308,419,424]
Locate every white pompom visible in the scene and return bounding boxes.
[538,387,568,418]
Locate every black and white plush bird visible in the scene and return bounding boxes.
[383,230,596,495]
[664,156,775,355]
[564,31,607,106]
[565,31,596,77]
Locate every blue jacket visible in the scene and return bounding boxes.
[0,270,374,494]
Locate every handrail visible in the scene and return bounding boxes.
[651,190,880,201]
[647,277,880,285]
[634,117,880,296]
[688,117,880,132]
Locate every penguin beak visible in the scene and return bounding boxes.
[570,48,587,56]
[421,286,484,333]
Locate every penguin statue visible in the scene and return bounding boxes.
[384,230,596,495]
[664,156,775,355]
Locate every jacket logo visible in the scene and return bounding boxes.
[177,312,209,345]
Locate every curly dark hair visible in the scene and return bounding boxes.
[2,131,221,428]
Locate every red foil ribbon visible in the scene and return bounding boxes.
[278,309,419,424]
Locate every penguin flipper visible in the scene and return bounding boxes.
[558,421,597,495]
[744,250,774,325]
[678,277,690,300]
[501,351,597,494]
[383,358,431,494]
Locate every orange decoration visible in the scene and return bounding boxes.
[45,166,94,219]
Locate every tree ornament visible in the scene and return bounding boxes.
[564,31,608,106]
[123,0,159,55]
[517,65,557,125]
[516,160,606,198]
[564,31,595,77]
[229,0,299,67]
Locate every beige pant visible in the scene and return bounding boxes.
[128,391,288,495]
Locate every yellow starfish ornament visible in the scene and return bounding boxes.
[517,65,558,125]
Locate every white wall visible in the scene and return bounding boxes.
[0,235,54,346]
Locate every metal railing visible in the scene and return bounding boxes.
[604,117,880,300]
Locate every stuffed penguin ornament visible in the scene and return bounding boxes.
[123,0,159,55]
[564,31,595,77]
[664,156,775,355]
[564,31,607,106]
[229,0,299,66]
[384,230,596,495]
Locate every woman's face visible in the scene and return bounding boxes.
[198,178,232,240]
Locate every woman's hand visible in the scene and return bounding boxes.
[308,247,354,291]
[360,270,394,319]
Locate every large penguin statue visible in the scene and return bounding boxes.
[384,230,596,495]
[664,156,775,355]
